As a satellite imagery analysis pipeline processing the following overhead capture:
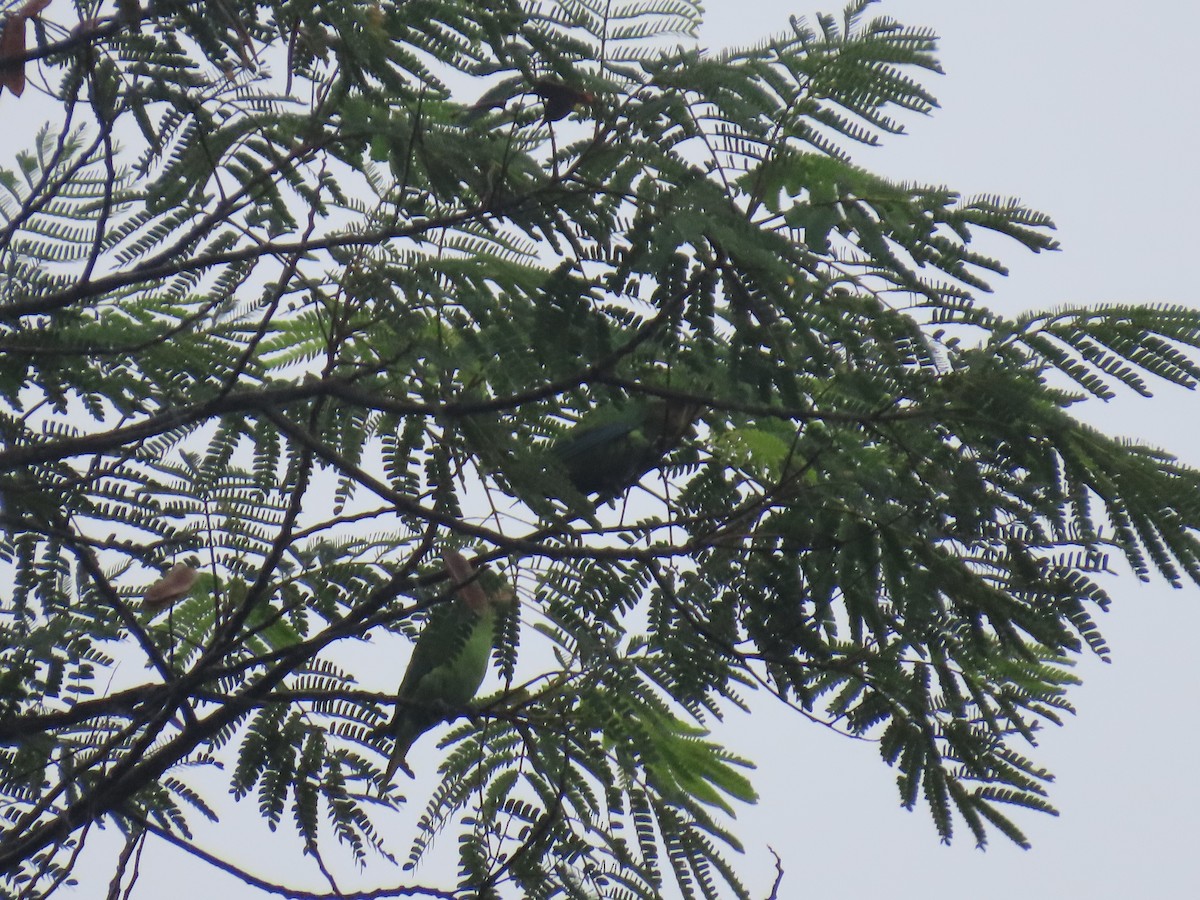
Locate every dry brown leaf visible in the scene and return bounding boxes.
[0,0,52,98]
[144,562,199,608]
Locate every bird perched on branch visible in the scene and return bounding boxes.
[549,396,700,499]
[531,76,595,122]
[463,73,595,124]
[378,549,512,783]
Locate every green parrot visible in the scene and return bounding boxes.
[379,549,512,783]
[549,396,700,499]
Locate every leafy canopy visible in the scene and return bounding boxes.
[3,0,1200,897]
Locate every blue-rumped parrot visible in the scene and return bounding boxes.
[379,549,512,782]
[549,396,700,499]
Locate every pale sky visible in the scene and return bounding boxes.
[9,2,1200,897]
[701,3,1200,897]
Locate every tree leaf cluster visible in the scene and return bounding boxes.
[3,0,1200,897]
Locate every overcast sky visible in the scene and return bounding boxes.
[700,3,1200,898]
[10,2,1199,897]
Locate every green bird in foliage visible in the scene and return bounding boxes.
[379,549,512,783]
[550,396,700,499]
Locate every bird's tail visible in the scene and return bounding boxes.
[382,742,416,784]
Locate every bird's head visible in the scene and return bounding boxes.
[643,396,702,451]
[441,548,515,615]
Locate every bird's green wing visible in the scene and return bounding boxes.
[397,602,495,704]
[549,398,699,498]
[381,559,512,783]
[550,405,649,496]
[382,602,498,782]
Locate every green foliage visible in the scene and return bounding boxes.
[3,0,1200,897]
